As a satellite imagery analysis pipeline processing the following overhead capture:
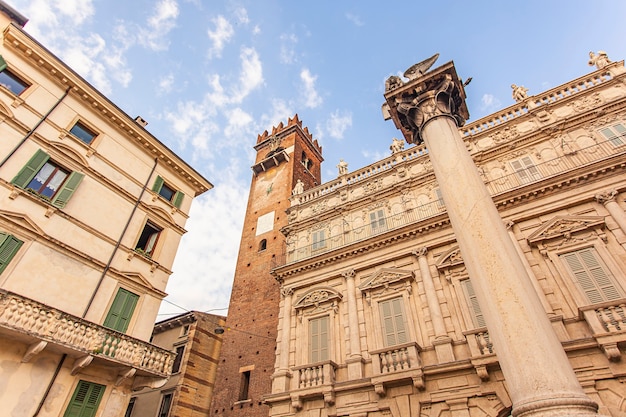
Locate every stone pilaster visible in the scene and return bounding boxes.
[342,269,364,379]
[271,286,293,392]
[385,60,602,417]
[596,189,626,238]
[412,247,454,363]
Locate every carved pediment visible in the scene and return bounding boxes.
[527,216,605,244]
[118,272,162,295]
[435,246,464,270]
[294,286,342,310]
[359,268,414,293]
[0,210,44,235]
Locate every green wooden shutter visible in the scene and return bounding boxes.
[63,380,105,417]
[103,289,139,333]
[560,248,620,304]
[379,297,407,346]
[309,316,329,362]
[152,175,164,192]
[11,149,49,188]
[51,172,84,208]
[0,233,23,274]
[172,190,184,208]
[0,55,7,72]
[461,279,486,328]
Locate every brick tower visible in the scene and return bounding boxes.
[211,115,323,417]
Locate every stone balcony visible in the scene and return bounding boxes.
[370,341,424,396]
[579,299,626,362]
[289,360,337,410]
[0,290,173,387]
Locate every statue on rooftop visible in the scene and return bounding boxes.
[337,159,348,176]
[588,50,611,69]
[511,84,529,102]
[292,179,304,195]
[390,137,405,154]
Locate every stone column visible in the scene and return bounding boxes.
[413,247,454,362]
[596,189,626,236]
[271,286,293,392]
[384,62,600,417]
[342,269,364,379]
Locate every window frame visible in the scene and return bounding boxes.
[152,175,185,209]
[135,221,162,258]
[308,315,330,363]
[0,67,30,95]
[510,155,542,184]
[171,344,185,374]
[103,288,139,333]
[11,149,84,208]
[599,123,626,147]
[311,229,326,252]
[378,296,409,347]
[0,232,23,275]
[69,120,99,145]
[63,380,106,417]
[157,392,173,417]
[460,278,486,329]
[369,208,387,234]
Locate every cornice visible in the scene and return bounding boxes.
[2,24,212,196]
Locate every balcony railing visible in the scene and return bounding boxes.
[275,138,625,268]
[292,360,337,389]
[0,290,173,377]
[370,342,422,376]
[580,299,626,362]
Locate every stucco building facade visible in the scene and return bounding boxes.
[0,3,212,416]
[254,56,626,417]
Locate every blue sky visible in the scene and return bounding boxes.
[6,0,626,320]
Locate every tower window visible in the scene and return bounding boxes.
[301,152,313,170]
[258,239,267,252]
[238,371,251,401]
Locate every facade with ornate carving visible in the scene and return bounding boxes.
[262,56,626,417]
[0,3,212,417]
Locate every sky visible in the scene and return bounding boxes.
[5,0,626,321]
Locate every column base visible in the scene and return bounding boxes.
[513,393,605,417]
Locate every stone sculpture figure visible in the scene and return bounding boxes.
[390,137,405,154]
[588,50,611,69]
[511,84,528,102]
[292,179,304,195]
[337,159,348,176]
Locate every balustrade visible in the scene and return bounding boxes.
[0,290,173,376]
[292,361,336,389]
[370,342,421,377]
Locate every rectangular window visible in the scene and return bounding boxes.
[238,371,250,401]
[510,156,541,184]
[370,209,387,234]
[461,279,486,328]
[0,68,29,95]
[157,393,173,417]
[171,345,185,373]
[103,288,139,333]
[379,297,407,347]
[0,232,23,274]
[152,176,185,208]
[599,124,626,147]
[435,188,444,208]
[560,247,622,304]
[309,316,329,362]
[124,398,136,417]
[70,121,98,145]
[135,221,161,257]
[11,149,84,208]
[63,380,106,417]
[311,230,326,251]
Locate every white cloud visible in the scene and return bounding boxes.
[260,99,294,132]
[279,33,298,64]
[480,93,502,113]
[207,15,234,59]
[346,12,364,26]
[234,7,249,24]
[325,110,352,139]
[361,149,386,162]
[158,73,175,94]
[138,0,179,51]
[300,68,323,109]
[224,107,254,137]
[235,47,264,101]
[252,25,261,35]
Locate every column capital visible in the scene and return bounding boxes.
[505,219,515,230]
[383,60,469,145]
[342,268,356,280]
[412,247,428,258]
[280,286,294,298]
[595,189,618,205]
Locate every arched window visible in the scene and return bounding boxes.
[259,239,267,252]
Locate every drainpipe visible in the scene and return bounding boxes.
[0,86,71,168]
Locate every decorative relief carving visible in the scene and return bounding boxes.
[595,189,618,205]
[489,125,520,144]
[527,216,606,245]
[435,246,464,270]
[364,178,384,195]
[294,287,342,311]
[311,200,327,215]
[358,268,415,303]
[571,92,603,113]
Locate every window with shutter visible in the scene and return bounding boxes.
[370,209,387,233]
[103,288,139,333]
[152,175,185,208]
[157,393,173,417]
[311,230,326,251]
[379,297,408,347]
[63,380,105,417]
[309,316,329,362]
[11,149,84,208]
[560,248,622,304]
[0,232,23,274]
[135,221,162,257]
[510,156,541,184]
[599,124,626,147]
[461,279,486,328]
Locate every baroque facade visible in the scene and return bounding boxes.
[129,312,226,417]
[0,3,212,417]
[261,56,626,417]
